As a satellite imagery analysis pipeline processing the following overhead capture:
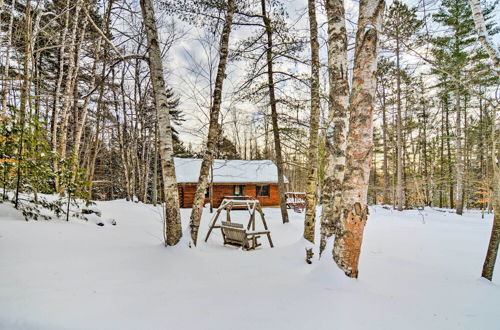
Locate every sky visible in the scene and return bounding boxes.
[159,0,499,150]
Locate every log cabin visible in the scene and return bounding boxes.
[174,158,287,208]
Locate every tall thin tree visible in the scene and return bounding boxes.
[140,0,182,246]
[261,0,289,224]
[303,0,321,259]
[189,0,237,246]
[333,0,385,278]
[319,0,350,256]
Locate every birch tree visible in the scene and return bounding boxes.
[14,0,33,208]
[303,0,321,260]
[189,0,237,246]
[319,0,350,255]
[469,0,500,74]
[0,0,16,114]
[140,0,182,246]
[55,0,85,192]
[333,0,385,278]
[471,0,500,281]
[482,107,499,280]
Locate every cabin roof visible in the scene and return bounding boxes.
[174,158,288,184]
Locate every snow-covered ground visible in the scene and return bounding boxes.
[0,198,499,330]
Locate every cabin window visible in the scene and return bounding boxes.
[233,185,244,196]
[205,186,211,198]
[256,185,270,197]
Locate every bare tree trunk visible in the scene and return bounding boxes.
[189,0,236,246]
[420,80,431,206]
[142,144,151,202]
[395,32,404,211]
[261,0,289,224]
[57,1,87,193]
[319,0,350,256]
[87,118,103,200]
[112,69,132,202]
[15,0,32,209]
[482,108,499,280]
[445,98,454,209]
[140,0,182,246]
[0,0,16,113]
[455,86,464,215]
[469,0,500,74]
[152,121,158,206]
[51,0,71,191]
[381,84,390,204]
[71,0,113,181]
[303,0,321,250]
[333,0,385,278]
[439,102,445,208]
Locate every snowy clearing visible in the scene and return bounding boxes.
[0,199,499,330]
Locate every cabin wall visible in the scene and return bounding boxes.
[178,183,280,208]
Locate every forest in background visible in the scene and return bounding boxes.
[0,0,499,278]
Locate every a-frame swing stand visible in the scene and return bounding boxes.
[204,199,274,250]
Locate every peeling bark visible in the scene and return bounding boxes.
[319,0,350,256]
[333,0,385,278]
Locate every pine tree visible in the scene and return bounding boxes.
[383,1,422,211]
[432,0,498,214]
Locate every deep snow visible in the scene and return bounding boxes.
[174,158,287,183]
[0,198,499,330]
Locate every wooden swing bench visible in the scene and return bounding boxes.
[220,221,272,250]
[205,199,274,250]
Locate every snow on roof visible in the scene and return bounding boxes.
[174,158,288,184]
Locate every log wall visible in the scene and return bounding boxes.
[178,183,280,208]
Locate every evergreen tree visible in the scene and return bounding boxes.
[383,1,423,211]
[432,0,498,214]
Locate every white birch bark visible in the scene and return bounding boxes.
[1,0,16,113]
[319,0,350,256]
[14,0,32,208]
[469,0,500,74]
[71,40,102,176]
[71,0,114,180]
[57,0,85,192]
[333,0,385,278]
[470,0,500,281]
[51,0,71,187]
[140,0,182,245]
[303,0,322,249]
